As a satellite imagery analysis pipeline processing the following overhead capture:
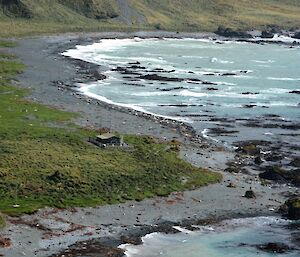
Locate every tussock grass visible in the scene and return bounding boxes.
[0,42,221,216]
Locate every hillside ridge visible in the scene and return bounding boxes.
[0,0,300,37]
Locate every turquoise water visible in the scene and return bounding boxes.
[119,217,299,257]
[63,38,300,147]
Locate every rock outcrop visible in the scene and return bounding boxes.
[215,26,252,38]
[282,198,300,220]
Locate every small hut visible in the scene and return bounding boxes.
[96,133,122,146]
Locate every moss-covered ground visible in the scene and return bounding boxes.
[0,42,221,219]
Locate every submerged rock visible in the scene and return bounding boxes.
[256,242,293,253]
[138,74,184,82]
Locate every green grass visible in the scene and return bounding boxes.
[0,41,221,217]
[0,215,5,229]
[0,1,300,37]
[0,41,16,48]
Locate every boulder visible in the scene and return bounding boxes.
[224,166,240,173]
[259,166,298,185]
[289,90,300,95]
[244,190,256,198]
[261,30,274,38]
[215,26,252,38]
[285,198,300,220]
[236,143,260,156]
[292,32,300,39]
[259,166,287,181]
[254,156,263,165]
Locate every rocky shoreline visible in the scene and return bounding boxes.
[0,31,298,257]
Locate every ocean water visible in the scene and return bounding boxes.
[63,37,300,148]
[119,217,299,257]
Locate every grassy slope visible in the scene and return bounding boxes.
[0,42,221,218]
[131,0,300,31]
[0,0,300,37]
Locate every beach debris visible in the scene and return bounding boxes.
[227,182,237,188]
[0,237,11,248]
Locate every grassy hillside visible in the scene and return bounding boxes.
[0,0,300,37]
[132,0,300,31]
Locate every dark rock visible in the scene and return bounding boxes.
[264,153,283,162]
[120,235,142,245]
[261,30,274,38]
[128,61,141,65]
[241,92,259,95]
[91,70,107,81]
[267,25,282,34]
[236,143,260,155]
[127,65,146,70]
[259,166,287,182]
[290,157,300,168]
[289,90,300,94]
[242,104,257,108]
[244,190,256,198]
[221,72,236,76]
[280,198,300,220]
[159,87,185,92]
[254,156,263,165]
[215,26,253,38]
[138,74,184,82]
[206,87,218,91]
[257,242,293,253]
[224,166,240,173]
[202,81,217,85]
[208,128,238,135]
[292,32,300,39]
[112,66,127,72]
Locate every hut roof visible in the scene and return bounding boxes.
[96,133,119,140]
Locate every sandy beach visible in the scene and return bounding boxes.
[0,32,298,257]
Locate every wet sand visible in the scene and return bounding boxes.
[0,32,298,257]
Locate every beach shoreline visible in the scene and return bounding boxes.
[1,31,298,257]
